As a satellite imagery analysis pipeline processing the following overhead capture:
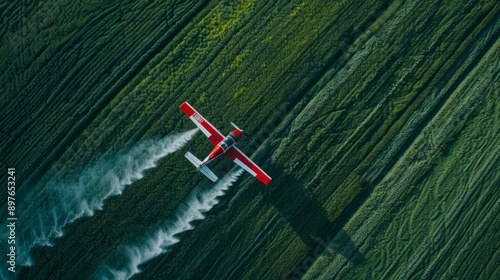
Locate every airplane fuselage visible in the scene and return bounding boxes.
[201,129,243,166]
[180,101,272,185]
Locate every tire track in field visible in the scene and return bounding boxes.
[270,2,416,277]
[222,3,403,269]
[421,157,499,279]
[304,13,499,279]
[412,69,499,279]
[383,121,499,279]
[273,0,396,151]
[364,9,500,185]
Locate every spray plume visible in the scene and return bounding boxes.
[99,169,243,280]
[12,129,198,266]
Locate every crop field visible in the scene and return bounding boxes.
[1,0,498,279]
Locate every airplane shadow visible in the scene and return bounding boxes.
[259,163,365,266]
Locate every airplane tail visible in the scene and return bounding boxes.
[185,152,218,182]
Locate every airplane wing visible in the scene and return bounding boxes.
[179,102,224,146]
[225,147,272,185]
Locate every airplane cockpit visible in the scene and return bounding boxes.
[220,135,236,150]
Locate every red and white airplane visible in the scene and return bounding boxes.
[180,102,272,185]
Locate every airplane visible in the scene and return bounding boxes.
[179,101,272,185]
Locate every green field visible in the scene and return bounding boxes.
[1,0,498,279]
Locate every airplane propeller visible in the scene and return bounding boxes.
[231,122,254,141]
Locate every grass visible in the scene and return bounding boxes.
[1,0,498,279]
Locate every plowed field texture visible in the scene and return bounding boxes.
[1,0,498,279]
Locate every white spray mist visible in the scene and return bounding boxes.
[14,129,198,267]
[99,169,243,280]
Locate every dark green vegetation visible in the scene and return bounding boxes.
[1,0,498,279]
